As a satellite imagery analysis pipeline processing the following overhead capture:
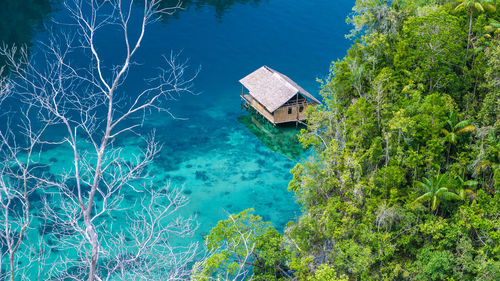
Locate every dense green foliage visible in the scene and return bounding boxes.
[192,209,292,280]
[200,0,499,280]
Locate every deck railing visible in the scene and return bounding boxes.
[241,94,311,108]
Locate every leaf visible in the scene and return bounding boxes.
[458,189,466,200]
[438,185,449,191]
[465,189,476,195]
[413,192,432,204]
[463,180,478,186]
[474,2,485,12]
[456,125,476,134]
[415,181,429,192]
[423,178,433,190]
[437,174,450,187]
[440,192,461,201]
[454,120,471,130]
[484,3,496,12]
[449,133,458,144]
[454,2,467,11]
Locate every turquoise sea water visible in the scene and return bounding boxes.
[1,0,353,275]
[134,0,353,238]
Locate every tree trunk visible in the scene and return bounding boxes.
[466,9,473,60]
[86,221,99,281]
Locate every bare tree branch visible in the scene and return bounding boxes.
[0,0,198,280]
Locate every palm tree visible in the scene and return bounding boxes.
[453,175,478,201]
[413,174,461,213]
[442,110,476,160]
[454,0,497,57]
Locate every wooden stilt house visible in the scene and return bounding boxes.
[240,66,321,125]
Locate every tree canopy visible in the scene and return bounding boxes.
[200,0,499,280]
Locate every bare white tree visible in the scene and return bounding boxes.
[0,58,58,281]
[0,0,199,280]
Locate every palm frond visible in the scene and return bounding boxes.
[474,2,485,12]
[458,189,466,200]
[436,174,450,187]
[423,177,434,190]
[449,133,458,144]
[454,2,468,11]
[484,3,496,12]
[448,110,457,126]
[440,192,461,201]
[456,125,476,134]
[465,189,476,195]
[454,120,471,130]
[413,192,432,204]
[415,181,429,191]
[463,180,478,186]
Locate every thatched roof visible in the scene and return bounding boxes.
[239,66,321,113]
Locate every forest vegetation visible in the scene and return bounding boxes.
[0,0,498,280]
[195,0,500,280]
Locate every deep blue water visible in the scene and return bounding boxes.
[3,0,353,250]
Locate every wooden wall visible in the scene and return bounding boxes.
[246,95,275,124]
[274,103,315,123]
[243,93,318,125]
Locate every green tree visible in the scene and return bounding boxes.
[442,110,476,146]
[411,247,456,280]
[453,174,478,200]
[395,7,465,94]
[442,109,476,161]
[413,174,461,213]
[192,209,291,281]
[205,1,500,279]
[454,0,497,56]
[307,264,349,281]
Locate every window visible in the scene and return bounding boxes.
[288,107,292,114]
[299,106,304,112]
